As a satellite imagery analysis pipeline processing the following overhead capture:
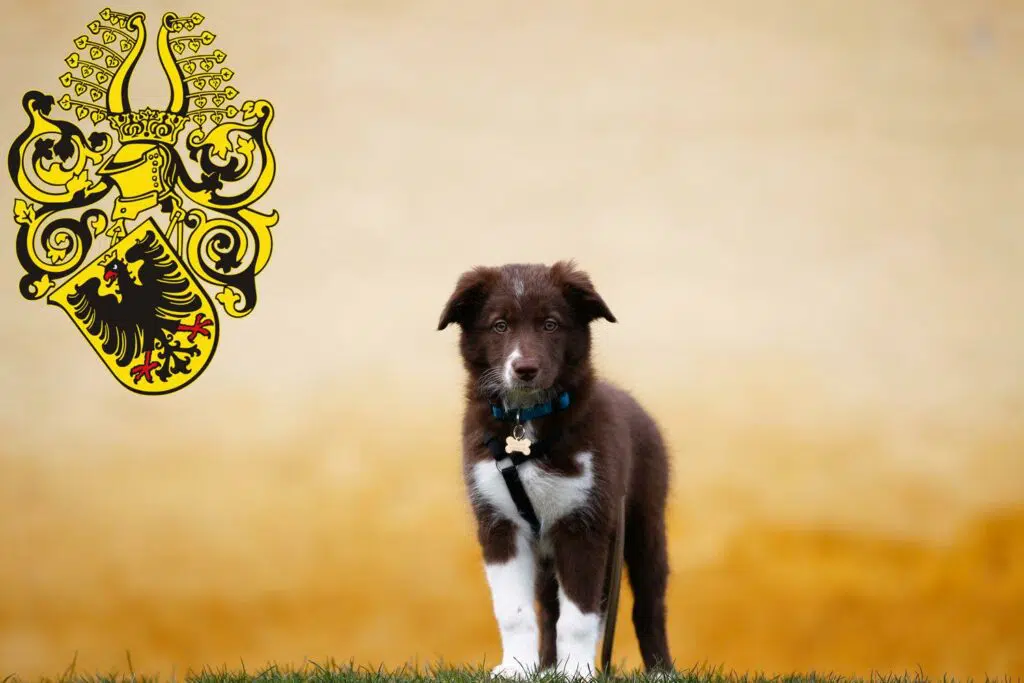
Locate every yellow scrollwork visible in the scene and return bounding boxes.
[184,205,278,318]
[10,93,110,206]
[179,99,276,211]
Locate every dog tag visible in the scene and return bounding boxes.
[505,423,532,455]
[505,435,531,456]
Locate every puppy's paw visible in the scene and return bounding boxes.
[555,657,596,680]
[490,661,535,680]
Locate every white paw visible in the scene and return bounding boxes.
[491,661,535,679]
[556,657,596,680]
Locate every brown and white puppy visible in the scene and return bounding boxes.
[437,261,673,679]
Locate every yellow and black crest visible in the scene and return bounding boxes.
[8,8,277,395]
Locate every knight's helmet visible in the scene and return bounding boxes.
[59,9,239,223]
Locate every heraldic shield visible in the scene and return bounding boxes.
[49,219,218,394]
[8,8,278,395]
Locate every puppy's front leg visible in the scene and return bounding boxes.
[481,519,539,678]
[551,518,610,680]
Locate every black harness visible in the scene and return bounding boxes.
[482,392,571,537]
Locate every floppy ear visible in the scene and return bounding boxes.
[551,260,617,324]
[437,267,496,330]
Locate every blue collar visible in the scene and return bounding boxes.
[491,391,571,422]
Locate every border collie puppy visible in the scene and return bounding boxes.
[438,261,673,679]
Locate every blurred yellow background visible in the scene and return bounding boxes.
[1,0,1023,679]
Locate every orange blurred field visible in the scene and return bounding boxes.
[2,0,1024,679]
[1,389,1022,679]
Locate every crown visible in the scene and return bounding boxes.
[54,8,243,140]
[107,108,188,144]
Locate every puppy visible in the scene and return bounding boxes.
[437,261,673,679]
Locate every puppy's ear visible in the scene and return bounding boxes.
[437,267,496,330]
[551,260,617,324]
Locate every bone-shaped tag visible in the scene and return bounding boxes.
[505,436,531,456]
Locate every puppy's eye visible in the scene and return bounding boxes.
[542,318,559,332]
[492,320,509,333]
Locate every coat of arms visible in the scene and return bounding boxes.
[8,8,277,394]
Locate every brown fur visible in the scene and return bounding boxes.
[438,261,673,673]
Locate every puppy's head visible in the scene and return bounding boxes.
[437,261,615,406]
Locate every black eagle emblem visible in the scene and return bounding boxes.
[66,230,214,384]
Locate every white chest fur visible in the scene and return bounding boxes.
[470,449,595,535]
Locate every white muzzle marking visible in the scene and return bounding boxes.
[503,345,522,389]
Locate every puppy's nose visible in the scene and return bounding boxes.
[512,360,539,382]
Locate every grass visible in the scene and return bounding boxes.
[4,659,1020,683]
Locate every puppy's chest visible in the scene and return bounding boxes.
[470,443,595,532]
